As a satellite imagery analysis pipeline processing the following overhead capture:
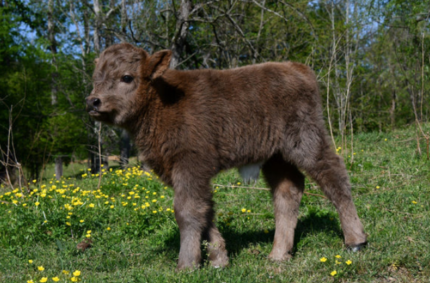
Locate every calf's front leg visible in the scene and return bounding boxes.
[172,167,227,270]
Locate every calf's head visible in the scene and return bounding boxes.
[86,43,172,126]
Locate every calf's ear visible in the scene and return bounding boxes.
[146,50,172,80]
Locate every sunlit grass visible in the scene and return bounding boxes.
[1,125,430,282]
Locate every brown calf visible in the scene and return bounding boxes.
[86,43,366,270]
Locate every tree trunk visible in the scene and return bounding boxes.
[170,0,192,68]
[55,157,63,180]
[48,0,62,180]
[48,0,57,106]
[93,0,102,53]
[390,91,396,130]
[120,129,131,169]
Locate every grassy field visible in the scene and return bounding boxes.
[1,126,430,282]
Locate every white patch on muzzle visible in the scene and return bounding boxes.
[238,162,263,184]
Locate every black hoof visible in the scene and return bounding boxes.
[347,242,367,252]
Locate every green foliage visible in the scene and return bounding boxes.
[1,1,430,187]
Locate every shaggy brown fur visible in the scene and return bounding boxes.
[86,43,367,270]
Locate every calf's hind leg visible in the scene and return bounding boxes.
[262,154,305,261]
[287,130,367,250]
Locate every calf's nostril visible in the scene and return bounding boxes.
[93,98,101,107]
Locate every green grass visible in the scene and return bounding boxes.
[1,125,430,282]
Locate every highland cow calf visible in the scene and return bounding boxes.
[86,43,367,270]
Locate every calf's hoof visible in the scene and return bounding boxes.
[347,242,367,252]
[176,261,200,271]
[268,251,293,261]
[210,257,229,269]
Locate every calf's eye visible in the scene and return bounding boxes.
[121,75,134,83]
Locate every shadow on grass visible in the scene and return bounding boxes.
[155,209,343,262]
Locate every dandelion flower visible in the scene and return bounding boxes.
[88,203,95,208]
[412,201,417,204]
[27,280,34,283]
[79,220,84,223]
[241,208,246,213]
[320,257,327,262]
[73,270,81,276]
[71,277,78,282]
[39,277,48,283]
[346,260,352,265]
[376,186,380,189]
[52,277,60,282]
[330,270,337,276]
[62,270,69,275]
[107,227,111,231]
[335,255,341,258]
[35,202,40,206]
[66,222,71,226]
[28,260,33,264]
[37,266,44,271]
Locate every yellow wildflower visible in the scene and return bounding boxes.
[320,257,327,262]
[73,270,81,276]
[37,266,44,271]
[330,270,337,276]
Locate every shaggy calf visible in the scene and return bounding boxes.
[86,43,367,270]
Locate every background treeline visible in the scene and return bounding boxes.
[1,0,429,181]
